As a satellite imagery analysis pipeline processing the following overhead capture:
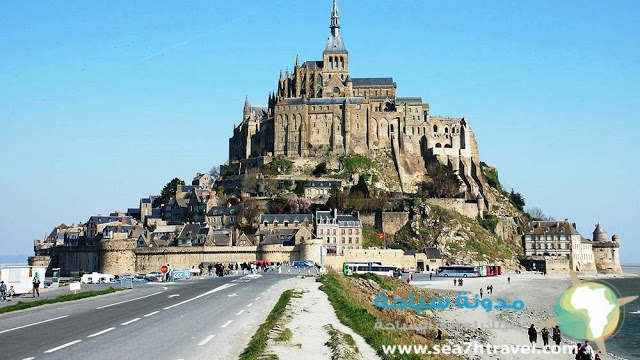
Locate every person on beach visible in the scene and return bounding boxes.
[541,327,550,349]
[572,342,584,360]
[508,277,511,284]
[528,324,537,349]
[454,279,457,286]
[489,284,493,293]
[459,278,463,286]
[583,341,595,360]
[479,288,483,298]
[552,325,562,347]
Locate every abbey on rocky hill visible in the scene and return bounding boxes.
[229,0,485,199]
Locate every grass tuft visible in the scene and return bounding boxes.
[239,289,293,360]
[0,288,122,315]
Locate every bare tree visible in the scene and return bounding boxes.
[527,207,554,221]
[239,198,262,228]
[209,165,220,179]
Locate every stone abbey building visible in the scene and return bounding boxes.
[229,0,485,198]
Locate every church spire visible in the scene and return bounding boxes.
[330,0,340,35]
[243,96,250,119]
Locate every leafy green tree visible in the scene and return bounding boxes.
[420,162,462,198]
[312,162,328,177]
[326,183,345,210]
[509,189,525,211]
[350,176,370,198]
[160,178,185,204]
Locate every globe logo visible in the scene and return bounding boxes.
[539,271,637,355]
[554,282,619,341]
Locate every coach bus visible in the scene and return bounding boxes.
[436,265,479,277]
[343,262,382,275]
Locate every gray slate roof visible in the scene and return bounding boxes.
[324,34,347,53]
[396,97,423,105]
[260,214,312,224]
[304,181,340,188]
[593,224,606,235]
[351,78,396,87]
[303,60,324,69]
[424,247,442,259]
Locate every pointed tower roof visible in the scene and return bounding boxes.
[243,96,250,118]
[324,0,347,54]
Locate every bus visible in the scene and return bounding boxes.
[436,265,479,277]
[343,262,382,275]
[351,264,399,277]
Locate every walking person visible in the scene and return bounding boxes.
[541,327,550,350]
[573,342,584,360]
[459,278,463,286]
[583,341,595,360]
[429,272,432,280]
[454,279,457,286]
[0,281,6,301]
[32,274,41,297]
[528,324,537,349]
[552,325,562,347]
[508,277,511,284]
[479,288,483,299]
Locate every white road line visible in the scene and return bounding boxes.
[163,283,237,310]
[144,311,160,317]
[96,292,162,309]
[221,320,232,328]
[260,292,265,295]
[44,340,82,353]
[255,297,260,301]
[121,318,141,325]
[0,315,69,335]
[236,310,244,315]
[87,327,115,338]
[247,302,253,307]
[198,335,215,346]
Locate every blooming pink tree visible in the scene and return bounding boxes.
[288,197,311,213]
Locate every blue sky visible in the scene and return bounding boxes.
[1,1,638,263]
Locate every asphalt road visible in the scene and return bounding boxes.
[0,269,303,360]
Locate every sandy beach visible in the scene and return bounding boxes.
[414,272,633,360]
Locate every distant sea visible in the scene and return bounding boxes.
[595,264,640,360]
[0,254,30,265]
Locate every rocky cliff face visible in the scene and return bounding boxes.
[391,203,524,269]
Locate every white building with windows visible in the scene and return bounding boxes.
[523,220,596,273]
[316,209,362,256]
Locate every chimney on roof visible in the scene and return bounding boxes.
[572,222,577,229]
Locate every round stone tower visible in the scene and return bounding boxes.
[476,193,485,218]
[299,237,323,264]
[593,223,607,242]
[99,239,137,275]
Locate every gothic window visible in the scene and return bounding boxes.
[433,125,438,133]
[444,127,449,133]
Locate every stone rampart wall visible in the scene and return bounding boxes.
[426,198,479,219]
